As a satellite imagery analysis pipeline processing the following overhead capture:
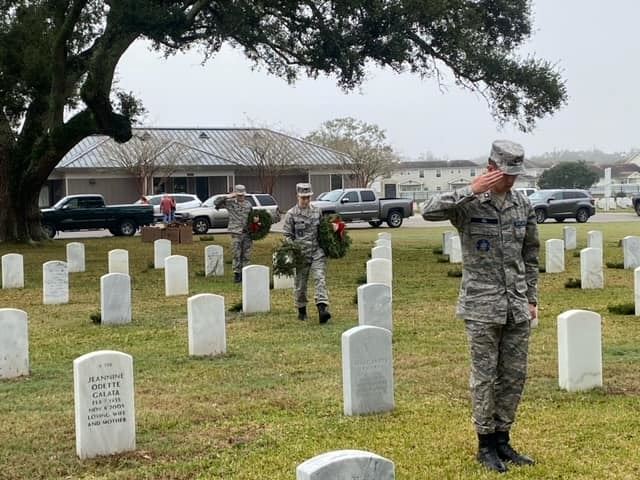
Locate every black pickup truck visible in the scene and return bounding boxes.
[41,194,154,238]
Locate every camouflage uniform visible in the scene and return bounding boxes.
[422,184,539,435]
[214,195,253,274]
[283,204,329,308]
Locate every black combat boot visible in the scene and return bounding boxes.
[317,303,331,324]
[233,272,241,283]
[495,431,534,466]
[297,306,308,321]
[477,433,508,473]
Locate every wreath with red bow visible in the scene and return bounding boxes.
[318,214,351,258]
[248,210,273,241]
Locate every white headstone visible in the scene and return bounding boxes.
[273,274,295,289]
[0,309,29,379]
[607,197,616,210]
[587,231,603,251]
[108,249,129,275]
[101,273,132,325]
[43,260,69,304]
[154,239,171,269]
[366,258,392,289]
[297,450,395,480]
[378,232,391,242]
[622,236,640,270]
[242,265,270,313]
[73,350,136,459]
[66,242,86,273]
[1,253,24,289]
[165,255,189,296]
[374,238,391,249]
[557,310,602,392]
[204,245,224,277]
[580,248,603,289]
[563,227,576,251]
[187,294,226,356]
[442,231,454,255]
[635,267,640,316]
[342,325,394,416]
[357,283,392,331]
[596,198,607,210]
[371,245,392,261]
[449,235,462,263]
[545,239,565,273]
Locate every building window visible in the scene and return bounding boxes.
[470,168,476,177]
[436,186,441,191]
[419,170,424,178]
[330,174,343,190]
[436,169,441,178]
[399,183,422,192]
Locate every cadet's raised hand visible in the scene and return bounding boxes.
[471,170,504,194]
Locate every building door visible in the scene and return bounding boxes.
[196,177,209,201]
[384,184,397,198]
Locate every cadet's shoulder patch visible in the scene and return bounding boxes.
[476,239,491,252]
[514,219,527,227]
[470,217,498,224]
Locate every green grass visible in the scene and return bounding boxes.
[1,222,640,479]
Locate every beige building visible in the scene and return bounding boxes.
[44,127,352,210]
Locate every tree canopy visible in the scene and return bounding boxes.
[0,0,567,242]
[537,161,600,190]
[307,117,399,188]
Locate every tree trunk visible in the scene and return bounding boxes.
[0,156,47,243]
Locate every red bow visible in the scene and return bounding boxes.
[250,221,262,233]
[332,219,346,240]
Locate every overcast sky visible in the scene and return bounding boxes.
[115,0,640,160]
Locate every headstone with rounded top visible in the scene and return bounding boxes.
[108,249,129,275]
[296,450,395,480]
[67,242,86,273]
[557,310,602,392]
[188,294,226,356]
[0,308,29,379]
[43,260,69,304]
[154,239,171,269]
[1,253,24,289]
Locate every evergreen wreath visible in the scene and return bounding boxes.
[248,209,272,241]
[318,214,351,259]
[272,241,306,277]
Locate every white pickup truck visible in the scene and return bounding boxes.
[311,188,413,228]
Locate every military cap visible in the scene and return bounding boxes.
[489,140,526,175]
[296,183,313,197]
[233,184,246,194]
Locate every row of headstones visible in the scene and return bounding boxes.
[0,242,88,290]
[0,305,600,473]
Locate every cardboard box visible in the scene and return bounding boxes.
[165,227,180,243]
[141,226,162,243]
[179,224,193,244]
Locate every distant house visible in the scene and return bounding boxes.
[43,127,352,209]
[381,159,542,200]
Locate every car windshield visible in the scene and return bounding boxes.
[529,191,551,202]
[203,195,224,207]
[52,197,69,209]
[320,190,344,202]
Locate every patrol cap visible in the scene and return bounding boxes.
[489,140,526,175]
[233,184,246,195]
[296,183,313,197]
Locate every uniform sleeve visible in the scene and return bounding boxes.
[421,186,475,228]
[282,211,295,241]
[522,203,540,305]
[214,196,227,209]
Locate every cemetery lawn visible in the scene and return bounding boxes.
[1,223,640,480]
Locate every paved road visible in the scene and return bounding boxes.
[56,211,640,240]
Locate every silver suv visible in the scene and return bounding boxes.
[528,189,596,224]
[185,193,281,234]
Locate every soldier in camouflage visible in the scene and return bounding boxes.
[422,140,539,474]
[214,185,254,283]
[283,183,331,323]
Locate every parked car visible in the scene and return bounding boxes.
[184,193,281,234]
[515,187,537,197]
[136,193,202,221]
[311,188,413,228]
[41,194,154,238]
[528,189,595,224]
